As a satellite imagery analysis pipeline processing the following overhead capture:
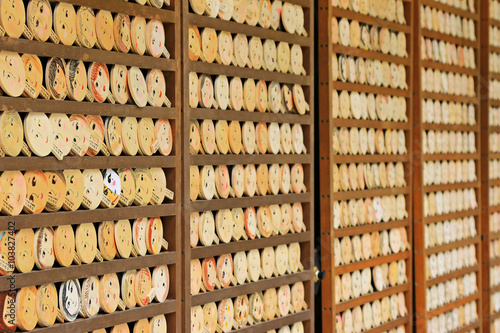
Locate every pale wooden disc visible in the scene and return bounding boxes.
[53,224,75,267]
[53,2,76,45]
[23,170,48,214]
[155,119,173,156]
[146,216,163,254]
[146,69,167,107]
[0,111,23,156]
[128,66,148,107]
[135,268,152,307]
[76,7,96,48]
[49,113,73,157]
[0,0,25,38]
[1,170,26,215]
[45,57,68,100]
[201,28,218,63]
[75,222,97,264]
[27,0,52,42]
[33,226,55,270]
[122,117,139,156]
[24,112,54,157]
[110,64,130,105]
[150,167,167,204]
[15,228,35,273]
[88,62,109,103]
[82,169,104,210]
[99,273,120,313]
[65,59,87,102]
[152,265,170,302]
[113,13,131,53]
[21,54,43,99]
[58,279,81,322]
[133,168,154,205]
[62,169,84,211]
[16,286,38,330]
[138,117,156,156]
[95,10,114,51]
[146,19,165,58]
[104,116,124,156]
[188,25,202,61]
[81,276,100,318]
[98,220,117,261]
[150,315,167,333]
[0,51,25,97]
[131,16,147,55]
[86,115,104,156]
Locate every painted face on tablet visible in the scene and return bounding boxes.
[77,7,96,47]
[47,58,67,100]
[82,277,99,316]
[37,227,54,268]
[0,0,25,38]
[22,54,42,97]
[200,75,213,107]
[50,114,72,156]
[114,14,130,52]
[16,230,34,270]
[111,65,128,104]
[148,20,164,55]
[103,169,120,195]
[130,68,147,102]
[119,169,135,199]
[24,170,48,213]
[70,115,89,153]
[18,287,37,329]
[155,119,172,153]
[88,63,109,103]
[0,111,23,156]
[83,170,102,204]
[189,26,200,54]
[131,17,146,54]
[66,59,87,101]
[54,3,76,44]
[134,170,152,200]
[151,315,167,332]
[61,280,80,318]
[139,119,155,153]
[28,0,51,41]
[0,51,25,97]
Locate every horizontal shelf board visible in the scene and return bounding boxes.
[421,29,478,48]
[421,60,478,76]
[491,311,500,322]
[190,232,311,259]
[420,91,479,104]
[331,187,409,201]
[189,193,311,212]
[334,251,410,275]
[191,271,311,306]
[0,36,175,71]
[332,81,410,97]
[422,153,480,161]
[233,310,311,332]
[426,264,479,287]
[334,219,410,238]
[188,14,310,47]
[422,209,479,224]
[189,61,311,86]
[332,154,411,164]
[0,155,175,172]
[332,118,411,130]
[0,204,176,230]
[490,72,500,81]
[335,283,409,313]
[421,123,479,132]
[491,99,500,107]
[0,96,177,119]
[22,301,176,333]
[491,46,500,54]
[426,293,480,318]
[358,316,411,333]
[54,0,175,22]
[190,154,312,166]
[0,252,175,291]
[189,108,311,124]
[424,236,480,255]
[489,126,500,133]
[452,322,480,333]
[490,257,500,266]
[331,8,411,33]
[331,44,411,66]
[488,205,500,213]
[422,181,480,193]
[491,18,500,28]
[490,284,500,294]
[491,154,500,161]
[421,0,479,20]
[489,231,500,241]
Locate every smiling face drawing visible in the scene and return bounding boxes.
[149,168,166,205]
[15,228,34,273]
[59,279,81,321]
[150,314,167,333]
[152,265,169,302]
[0,51,25,97]
[138,118,155,156]
[98,220,116,260]
[120,270,136,309]
[16,286,37,331]
[146,216,163,254]
[0,111,23,156]
[76,7,96,48]
[34,227,54,271]
[24,112,53,157]
[46,57,68,100]
[132,218,148,256]
[191,259,202,294]
[135,268,152,306]
[88,62,109,103]
[21,54,42,98]
[83,169,103,209]
[81,276,99,318]
[99,273,119,313]
[65,59,87,102]
[0,231,14,275]
[110,65,129,105]
[131,16,146,55]
[128,66,147,107]
[189,25,201,61]
[146,69,166,107]
[146,19,165,57]
[76,223,97,264]
[54,2,76,45]
[53,224,74,267]
[69,114,90,156]
[23,170,48,214]
[113,13,130,53]
[154,119,172,156]
[133,169,153,205]
[86,115,104,155]
[114,219,132,260]
[63,169,84,211]
[49,113,72,157]
[104,116,123,156]
[0,0,25,38]
[117,168,135,207]
[1,171,26,216]
[95,10,113,50]
[27,0,51,41]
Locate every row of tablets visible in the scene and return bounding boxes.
[0,168,173,216]
[0,218,169,275]
[423,159,477,186]
[426,301,478,333]
[0,112,172,158]
[0,0,170,56]
[426,273,477,311]
[489,212,500,233]
[332,127,407,156]
[0,52,172,107]
[422,99,475,125]
[421,5,477,41]
[426,244,477,280]
[422,130,476,155]
[489,107,500,126]
[424,189,478,217]
[190,203,305,247]
[333,161,406,192]
[424,217,477,249]
[332,0,407,24]
[421,37,476,69]
[421,67,476,97]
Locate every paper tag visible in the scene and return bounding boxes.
[131,246,138,257]
[40,86,50,99]
[63,196,75,211]
[301,221,307,231]
[22,142,31,156]
[262,312,268,321]
[162,47,171,59]
[212,99,219,109]
[101,144,110,156]
[86,89,94,102]
[0,26,5,36]
[82,195,92,208]
[299,262,304,271]
[51,143,64,160]
[25,82,36,97]
[71,141,82,156]
[119,193,129,206]
[102,194,113,208]
[56,309,65,323]
[47,192,58,206]
[0,258,13,273]
[247,316,254,325]
[135,192,144,205]
[215,53,223,65]
[301,67,307,76]
[255,228,261,238]
[24,197,36,213]
[73,252,82,265]
[151,192,160,205]
[163,96,172,108]
[151,140,160,153]
[200,284,207,292]
[148,94,155,106]
[203,328,210,333]
[273,267,279,277]
[260,268,266,278]
[230,276,238,286]
[95,249,103,262]
[232,55,238,66]
[50,30,60,44]
[89,138,100,154]
[107,92,116,104]
[165,188,174,200]
[232,319,239,329]
[0,147,5,157]
[214,278,221,289]
[23,25,33,40]
[219,2,228,12]
[162,239,169,250]
[214,234,220,244]
[147,288,156,303]
[117,298,126,311]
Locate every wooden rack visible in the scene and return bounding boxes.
[0,0,182,331]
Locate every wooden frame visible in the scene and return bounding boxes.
[0,0,182,331]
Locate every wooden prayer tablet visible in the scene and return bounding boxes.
[75,222,97,264]
[146,217,163,254]
[0,230,13,275]
[75,7,96,48]
[0,51,25,97]
[21,54,43,99]
[154,119,173,156]
[81,276,100,318]
[249,37,264,70]
[259,0,272,29]
[113,13,131,53]
[69,114,90,156]
[49,113,73,158]
[291,282,305,312]
[232,0,247,24]
[263,288,277,320]
[117,169,135,207]
[58,279,81,322]
[218,298,234,332]
[234,34,249,68]
[201,28,218,63]
[189,72,200,108]
[135,267,152,307]
[27,0,52,41]
[88,62,110,103]
[199,210,215,246]
[65,59,87,102]
[53,2,76,45]
[95,10,114,51]
[111,324,130,333]
[190,212,200,247]
[131,16,147,55]
[23,170,48,214]
[24,112,54,157]
[110,65,130,105]
[198,74,214,108]
[98,221,116,260]
[150,168,167,205]
[152,265,170,302]
[249,291,264,323]
[214,75,230,110]
[115,219,132,259]
[204,0,220,18]
[218,0,234,21]
[150,314,167,333]
[190,166,200,201]
[16,286,37,331]
[53,225,75,267]
[246,0,260,26]
[191,259,203,295]
[200,119,216,154]
[134,318,149,333]
[146,69,167,107]
[133,168,154,206]
[191,305,204,333]
[104,116,123,156]
[218,31,233,66]
[133,217,148,256]
[0,0,25,38]
[99,273,120,313]
[128,66,148,107]
[277,285,291,317]
[146,20,166,58]
[1,171,26,216]
[293,84,308,115]
[188,25,202,61]
[102,169,120,208]
[121,270,136,309]
[82,169,104,210]
[45,57,68,100]
[203,302,217,332]
[234,294,249,327]
[36,283,58,327]
[0,292,16,333]
[62,169,84,211]
[138,117,156,156]
[0,111,23,157]
[190,0,206,15]
[86,115,104,156]
[256,80,268,112]
[14,228,34,273]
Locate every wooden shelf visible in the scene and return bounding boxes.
[421,0,479,19]
[332,118,411,130]
[426,265,480,287]
[422,181,480,193]
[335,284,409,313]
[427,293,480,318]
[189,108,312,125]
[232,310,311,332]
[421,91,479,104]
[334,219,410,238]
[422,209,480,224]
[423,153,480,161]
[421,59,478,76]
[334,251,410,275]
[331,187,410,201]
[332,154,411,164]
[421,122,479,132]
[425,236,481,255]
[190,154,312,166]
[331,44,411,66]
[330,8,411,34]
[332,81,410,98]
[360,316,411,333]
[421,29,478,48]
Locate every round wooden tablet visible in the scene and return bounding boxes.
[114,13,131,53]
[62,169,84,211]
[121,270,136,309]
[146,217,163,254]
[86,115,105,156]
[65,59,88,102]
[27,0,52,41]
[69,114,90,156]
[189,0,206,15]
[81,276,100,318]
[201,28,218,63]
[246,0,260,26]
[53,2,76,45]
[150,314,167,333]
[24,112,54,157]
[58,279,81,322]
[133,218,148,256]
[216,253,233,288]
[189,120,201,154]
[15,228,34,273]
[133,168,154,205]
[202,257,217,291]
[110,65,130,105]
[103,116,123,156]
[97,221,116,261]
[188,25,202,61]
[152,265,169,302]
[53,225,75,267]
[82,169,104,210]
[190,212,200,247]
[191,305,204,332]
[75,222,97,264]
[128,66,148,107]
[293,84,308,115]
[215,75,230,110]
[146,20,165,58]
[99,273,120,313]
[147,69,167,107]
[291,282,305,312]
[150,168,167,205]
[117,168,135,207]
[16,286,37,331]
[114,219,132,259]
[135,268,152,307]
[215,120,230,154]
[190,166,200,201]
[199,165,216,200]
[131,16,147,55]
[199,74,214,108]
[0,51,25,97]
[0,292,16,333]
[189,72,199,108]
[101,169,120,208]
[95,10,114,50]
[256,80,268,112]
[76,6,96,48]
[138,118,156,156]
[249,291,264,323]
[49,113,73,158]
[88,62,110,103]
[0,111,23,157]
[134,318,149,333]
[191,259,203,295]
[111,324,130,333]
[1,171,26,216]
[214,165,230,200]
[21,54,43,99]
[203,302,217,332]
[46,57,68,100]
[218,298,234,332]
[200,119,216,154]
[0,230,13,275]
[218,31,233,66]
[228,120,242,154]
[277,42,290,74]
[0,0,25,38]
[36,283,58,327]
